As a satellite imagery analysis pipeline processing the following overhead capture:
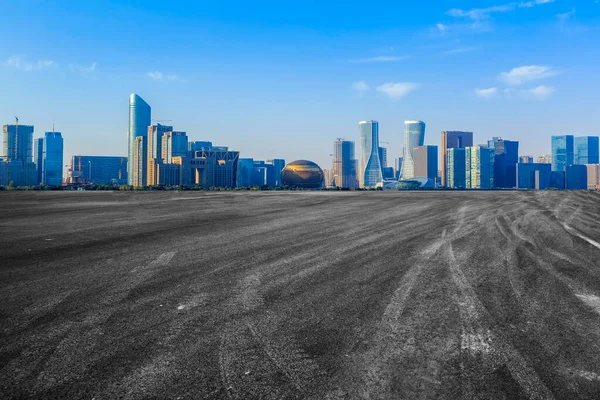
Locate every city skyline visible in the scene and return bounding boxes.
[1,1,599,169]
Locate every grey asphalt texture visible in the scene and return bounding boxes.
[1,190,600,399]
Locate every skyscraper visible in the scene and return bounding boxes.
[34,137,44,184]
[378,147,388,169]
[128,94,151,185]
[488,137,519,188]
[413,145,438,180]
[551,135,574,171]
[395,157,403,179]
[42,131,64,186]
[441,131,473,186]
[465,146,494,189]
[401,120,425,179]
[3,124,34,162]
[147,123,173,162]
[574,136,600,165]
[132,136,147,187]
[162,131,188,163]
[358,120,382,188]
[333,139,357,188]
[446,148,466,189]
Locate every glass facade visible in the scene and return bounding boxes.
[69,156,128,184]
[3,124,34,162]
[465,146,494,189]
[147,124,173,162]
[574,136,600,165]
[162,131,188,163]
[447,148,466,189]
[488,137,519,188]
[551,135,574,171]
[128,94,151,185]
[401,120,425,179]
[358,120,383,188]
[333,139,357,188]
[565,164,587,189]
[42,132,63,186]
[266,159,286,187]
[516,163,551,189]
[281,160,324,188]
[34,137,44,184]
[413,145,438,180]
[441,131,473,186]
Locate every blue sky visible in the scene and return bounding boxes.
[1,0,599,169]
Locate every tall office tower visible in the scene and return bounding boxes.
[565,164,587,190]
[333,139,357,188]
[574,136,600,165]
[3,124,34,162]
[551,135,574,171]
[42,132,64,186]
[413,145,438,180]
[358,120,383,188]
[378,147,388,169]
[68,156,128,184]
[147,123,173,162]
[446,148,466,189]
[441,130,473,186]
[266,159,286,187]
[34,137,44,184]
[465,146,494,189]
[128,94,151,185]
[237,158,254,187]
[395,157,403,179]
[586,164,599,190]
[537,154,552,164]
[401,120,425,179]
[488,137,519,188]
[516,163,552,190]
[132,136,147,187]
[519,156,534,164]
[162,131,188,163]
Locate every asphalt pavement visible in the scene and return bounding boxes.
[1,190,600,399]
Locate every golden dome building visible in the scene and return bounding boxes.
[281,160,324,188]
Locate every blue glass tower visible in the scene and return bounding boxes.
[488,137,519,188]
[551,135,574,172]
[42,132,64,186]
[447,148,466,189]
[358,120,383,188]
[401,120,426,179]
[128,94,151,185]
[574,136,600,165]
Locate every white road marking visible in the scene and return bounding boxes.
[563,224,600,250]
[575,294,600,315]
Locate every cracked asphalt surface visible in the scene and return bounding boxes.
[1,190,600,399]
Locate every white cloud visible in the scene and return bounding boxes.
[436,23,448,33]
[5,56,57,71]
[557,8,576,22]
[69,62,97,72]
[525,85,555,99]
[443,46,479,55]
[474,87,498,98]
[352,81,369,92]
[448,0,555,21]
[350,55,409,63]
[376,82,418,100]
[147,71,179,81]
[499,65,559,85]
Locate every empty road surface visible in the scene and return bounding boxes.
[1,190,600,399]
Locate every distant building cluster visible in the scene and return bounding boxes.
[3,94,599,191]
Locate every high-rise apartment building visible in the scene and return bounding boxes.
[551,135,574,171]
[3,124,34,163]
[333,139,357,188]
[34,137,44,184]
[358,120,383,188]
[162,131,188,163]
[413,145,438,180]
[147,124,173,162]
[441,131,473,186]
[42,132,64,186]
[586,164,599,190]
[519,156,534,164]
[488,137,519,188]
[537,154,552,164]
[574,136,600,165]
[446,148,466,189]
[128,94,151,185]
[132,136,147,187]
[465,146,494,189]
[401,120,425,179]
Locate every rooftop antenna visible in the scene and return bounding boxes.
[52,121,55,133]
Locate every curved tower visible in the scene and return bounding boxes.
[358,120,383,188]
[401,120,425,179]
[128,94,151,185]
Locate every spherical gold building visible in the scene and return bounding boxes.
[281,160,324,188]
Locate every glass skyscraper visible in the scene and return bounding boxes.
[34,137,44,184]
[465,146,494,189]
[551,135,574,171]
[447,148,466,189]
[333,139,357,188]
[128,94,151,185]
[574,136,599,165]
[42,132,64,186]
[441,131,473,186]
[401,120,425,179]
[162,131,188,163]
[358,121,383,188]
[3,124,34,162]
[488,137,519,188]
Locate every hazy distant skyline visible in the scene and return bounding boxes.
[1,0,599,169]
